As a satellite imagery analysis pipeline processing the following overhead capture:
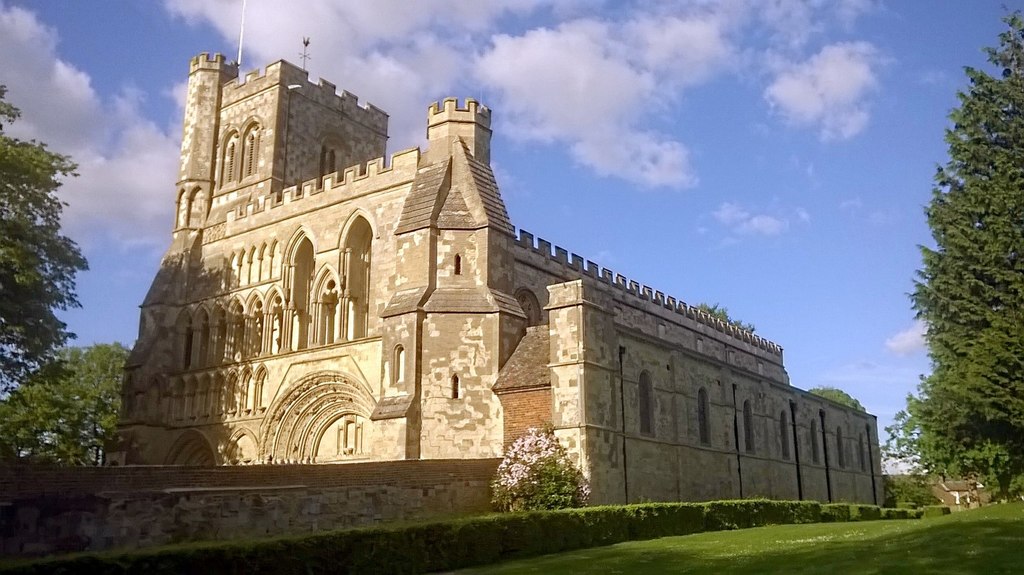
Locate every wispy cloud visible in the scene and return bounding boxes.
[885,320,927,356]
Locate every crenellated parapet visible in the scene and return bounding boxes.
[189,52,239,76]
[221,60,388,136]
[427,97,491,128]
[513,229,784,358]
[225,147,420,226]
[426,97,492,164]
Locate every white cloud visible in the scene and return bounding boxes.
[885,320,927,356]
[0,4,180,247]
[712,202,791,236]
[764,41,880,140]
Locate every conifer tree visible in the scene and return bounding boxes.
[906,13,1024,496]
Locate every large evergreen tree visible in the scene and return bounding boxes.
[905,13,1024,496]
[0,86,87,391]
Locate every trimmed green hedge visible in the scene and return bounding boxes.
[0,500,920,574]
[922,505,952,518]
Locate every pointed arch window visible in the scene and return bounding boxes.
[743,399,755,453]
[451,374,461,399]
[242,125,260,178]
[780,410,791,460]
[342,217,372,340]
[454,254,462,275]
[811,417,820,464]
[290,237,314,350]
[222,132,239,185]
[836,426,846,468]
[698,388,710,445]
[319,278,340,345]
[253,370,266,410]
[638,371,654,435]
[393,345,406,385]
[249,299,264,357]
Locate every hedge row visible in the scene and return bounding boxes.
[1,500,935,575]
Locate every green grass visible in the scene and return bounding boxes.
[460,504,1024,575]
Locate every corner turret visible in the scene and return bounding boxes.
[425,98,491,165]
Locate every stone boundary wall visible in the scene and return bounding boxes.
[0,458,500,558]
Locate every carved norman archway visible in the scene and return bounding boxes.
[258,370,376,463]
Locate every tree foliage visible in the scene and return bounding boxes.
[0,343,127,465]
[901,13,1024,498]
[492,426,589,512]
[0,86,87,390]
[882,474,940,509]
[808,386,867,412]
[695,302,756,333]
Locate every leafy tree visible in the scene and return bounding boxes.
[492,426,589,511]
[0,343,127,465]
[905,13,1024,497]
[808,386,866,412]
[0,86,87,391]
[695,302,756,333]
[883,474,940,509]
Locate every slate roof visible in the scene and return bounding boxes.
[394,159,451,234]
[493,326,551,392]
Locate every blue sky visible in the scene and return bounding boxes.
[0,1,1015,438]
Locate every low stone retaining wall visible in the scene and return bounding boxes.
[0,458,500,557]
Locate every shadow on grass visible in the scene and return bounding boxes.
[465,506,1024,575]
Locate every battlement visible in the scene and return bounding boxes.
[189,52,238,76]
[514,229,784,357]
[427,97,491,128]
[226,147,419,225]
[221,60,388,134]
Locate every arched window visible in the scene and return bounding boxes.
[185,379,197,419]
[269,294,284,354]
[290,237,314,350]
[212,373,224,416]
[212,305,227,365]
[247,247,258,285]
[231,252,242,287]
[197,377,210,418]
[454,254,462,275]
[267,241,278,279]
[836,426,846,468]
[227,300,245,362]
[780,410,791,460]
[239,371,251,413]
[638,371,654,435]
[249,299,264,357]
[225,372,238,415]
[743,399,755,453]
[242,125,260,178]
[195,309,211,368]
[451,374,461,399]
[318,277,340,345]
[253,370,266,410]
[859,433,867,471]
[221,132,239,185]
[257,244,267,281]
[698,388,710,445]
[178,311,194,370]
[393,345,406,385]
[343,217,372,340]
[515,288,542,327]
[811,417,820,464]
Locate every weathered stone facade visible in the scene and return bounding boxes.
[116,53,882,506]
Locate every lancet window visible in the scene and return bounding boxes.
[343,217,372,340]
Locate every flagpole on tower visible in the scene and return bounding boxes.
[237,0,248,67]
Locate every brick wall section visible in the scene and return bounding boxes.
[499,388,553,448]
[0,459,499,557]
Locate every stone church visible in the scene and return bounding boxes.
[115,53,882,505]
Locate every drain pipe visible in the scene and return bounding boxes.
[731,383,744,499]
[820,410,833,503]
[789,400,803,500]
[866,423,878,505]
[618,345,629,504]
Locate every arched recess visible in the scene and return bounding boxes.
[165,429,218,466]
[313,267,341,346]
[342,216,373,340]
[267,289,285,354]
[248,295,265,358]
[253,366,268,410]
[289,235,315,350]
[227,299,245,362]
[515,288,542,327]
[226,428,259,464]
[258,370,376,463]
[175,309,193,370]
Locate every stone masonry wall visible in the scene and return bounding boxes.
[0,458,499,557]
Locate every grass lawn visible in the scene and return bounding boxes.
[459,504,1024,574]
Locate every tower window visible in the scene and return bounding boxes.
[454,254,462,275]
[451,374,460,399]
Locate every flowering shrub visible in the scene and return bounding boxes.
[492,426,589,511]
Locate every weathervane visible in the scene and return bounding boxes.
[300,37,311,70]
